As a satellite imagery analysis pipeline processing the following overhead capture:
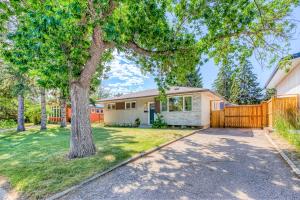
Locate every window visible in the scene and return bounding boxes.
[169,96,183,112]
[96,109,100,113]
[131,102,136,109]
[161,101,167,112]
[184,96,192,111]
[100,109,103,113]
[107,103,116,110]
[91,108,95,113]
[126,102,131,109]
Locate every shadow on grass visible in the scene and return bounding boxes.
[0,126,146,199]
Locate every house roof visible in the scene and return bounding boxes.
[265,52,300,89]
[97,87,222,102]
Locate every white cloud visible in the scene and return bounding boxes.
[102,51,150,95]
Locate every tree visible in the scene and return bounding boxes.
[0,64,31,131]
[264,88,277,101]
[1,0,298,158]
[170,66,203,88]
[213,64,233,100]
[230,60,262,104]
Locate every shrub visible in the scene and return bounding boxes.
[25,104,41,125]
[0,119,17,129]
[152,114,168,128]
[135,118,141,127]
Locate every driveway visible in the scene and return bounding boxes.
[59,129,300,200]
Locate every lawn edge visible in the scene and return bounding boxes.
[46,128,207,200]
[264,129,300,177]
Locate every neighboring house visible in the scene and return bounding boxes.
[265,52,300,103]
[48,104,104,123]
[98,87,223,127]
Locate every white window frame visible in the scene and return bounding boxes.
[183,96,193,112]
[107,103,116,110]
[161,95,193,112]
[131,101,136,109]
[125,102,131,110]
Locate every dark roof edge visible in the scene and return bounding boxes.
[97,89,224,103]
[264,52,300,88]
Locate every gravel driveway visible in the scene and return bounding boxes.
[59,128,300,200]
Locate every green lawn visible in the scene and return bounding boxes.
[0,125,194,199]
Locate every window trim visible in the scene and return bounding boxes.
[125,102,131,110]
[161,95,193,112]
[131,101,136,109]
[107,103,116,110]
[183,96,193,112]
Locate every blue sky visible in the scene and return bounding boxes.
[103,7,300,95]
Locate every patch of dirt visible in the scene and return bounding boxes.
[0,176,25,200]
[267,131,300,170]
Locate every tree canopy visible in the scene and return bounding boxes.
[230,60,262,104]
[1,0,298,157]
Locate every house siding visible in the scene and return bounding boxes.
[201,92,220,128]
[104,97,154,125]
[161,92,202,126]
[276,63,300,96]
[103,91,222,126]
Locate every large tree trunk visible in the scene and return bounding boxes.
[68,82,96,158]
[60,96,67,128]
[40,88,47,130]
[17,94,25,132]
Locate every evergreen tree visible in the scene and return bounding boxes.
[170,66,203,88]
[230,60,262,104]
[213,64,233,100]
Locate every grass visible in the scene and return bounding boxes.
[0,125,194,199]
[274,113,300,150]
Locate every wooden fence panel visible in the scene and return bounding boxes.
[211,110,224,128]
[266,96,298,127]
[210,96,298,128]
[224,105,262,128]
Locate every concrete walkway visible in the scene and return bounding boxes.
[60,129,300,200]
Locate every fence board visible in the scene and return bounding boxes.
[210,95,298,128]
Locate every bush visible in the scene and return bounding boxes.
[0,119,17,129]
[104,123,137,128]
[152,114,168,128]
[25,104,41,125]
[135,118,141,127]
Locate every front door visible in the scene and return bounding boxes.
[149,103,155,124]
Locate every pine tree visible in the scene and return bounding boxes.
[230,60,262,104]
[213,64,233,100]
[171,66,203,88]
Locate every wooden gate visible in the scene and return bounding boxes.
[224,105,263,128]
[210,95,298,128]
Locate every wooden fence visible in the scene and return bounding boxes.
[210,95,298,128]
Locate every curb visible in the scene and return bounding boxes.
[264,130,300,177]
[46,128,206,200]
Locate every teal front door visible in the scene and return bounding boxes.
[149,103,155,124]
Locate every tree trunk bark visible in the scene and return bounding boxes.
[60,96,67,128]
[68,82,96,158]
[17,94,25,132]
[40,88,47,130]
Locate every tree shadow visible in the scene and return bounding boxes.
[62,128,300,200]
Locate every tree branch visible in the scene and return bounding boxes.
[101,0,117,19]
[127,41,178,56]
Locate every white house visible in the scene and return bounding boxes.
[98,87,223,128]
[265,52,300,106]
